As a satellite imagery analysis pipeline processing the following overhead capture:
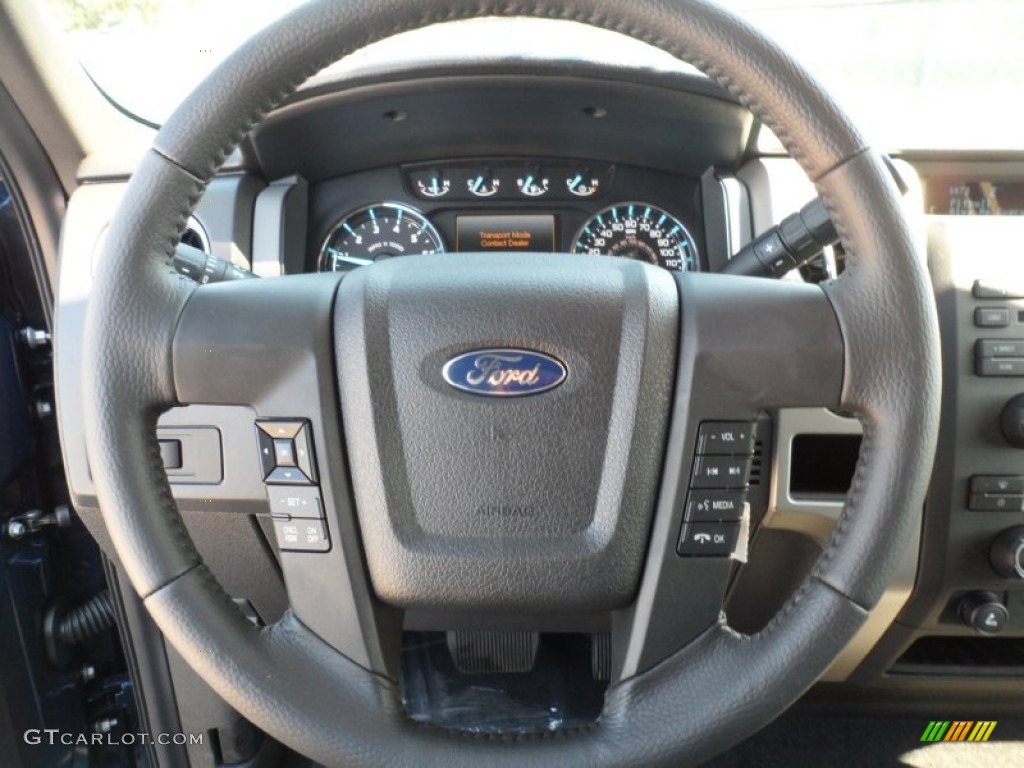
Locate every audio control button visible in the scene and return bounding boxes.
[691,456,751,489]
[696,422,756,455]
[686,490,746,522]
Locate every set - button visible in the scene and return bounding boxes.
[678,422,755,557]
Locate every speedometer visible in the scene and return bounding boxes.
[319,202,444,272]
[571,202,697,271]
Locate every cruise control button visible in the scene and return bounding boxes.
[268,486,323,519]
[977,358,1024,377]
[691,456,751,489]
[971,476,1024,495]
[677,522,739,556]
[273,519,330,552]
[696,422,756,455]
[977,340,1024,358]
[686,490,745,522]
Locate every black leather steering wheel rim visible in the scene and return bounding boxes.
[80,1,941,765]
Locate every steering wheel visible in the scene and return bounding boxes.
[80,0,940,765]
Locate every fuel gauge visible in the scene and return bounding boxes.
[516,170,550,198]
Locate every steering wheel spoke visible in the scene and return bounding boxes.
[172,273,402,676]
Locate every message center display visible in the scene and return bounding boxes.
[456,215,556,252]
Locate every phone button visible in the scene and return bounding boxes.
[677,522,740,557]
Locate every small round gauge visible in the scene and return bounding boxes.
[411,169,450,198]
[467,170,500,197]
[571,202,697,271]
[319,203,445,272]
[516,171,549,197]
[565,168,600,197]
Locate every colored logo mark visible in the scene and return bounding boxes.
[920,720,997,742]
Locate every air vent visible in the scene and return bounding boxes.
[891,636,1024,676]
[180,216,210,254]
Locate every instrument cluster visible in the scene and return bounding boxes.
[314,159,704,274]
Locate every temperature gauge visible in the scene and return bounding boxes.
[566,169,601,197]
[467,170,500,197]
[516,171,550,198]
[411,169,450,199]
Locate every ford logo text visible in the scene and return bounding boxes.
[442,349,567,397]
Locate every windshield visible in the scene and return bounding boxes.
[45,0,1022,151]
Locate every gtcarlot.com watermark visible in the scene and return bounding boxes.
[25,729,203,747]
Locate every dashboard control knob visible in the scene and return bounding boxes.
[1000,394,1024,448]
[990,526,1024,579]
[958,592,1009,635]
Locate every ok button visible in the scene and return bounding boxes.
[274,438,297,466]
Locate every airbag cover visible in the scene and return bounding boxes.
[335,253,678,611]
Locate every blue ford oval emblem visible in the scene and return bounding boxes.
[442,348,567,397]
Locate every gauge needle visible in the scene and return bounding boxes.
[472,176,483,193]
[523,176,534,191]
[568,174,582,189]
[339,255,374,266]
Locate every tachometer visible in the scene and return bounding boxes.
[319,203,445,272]
[571,202,697,271]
